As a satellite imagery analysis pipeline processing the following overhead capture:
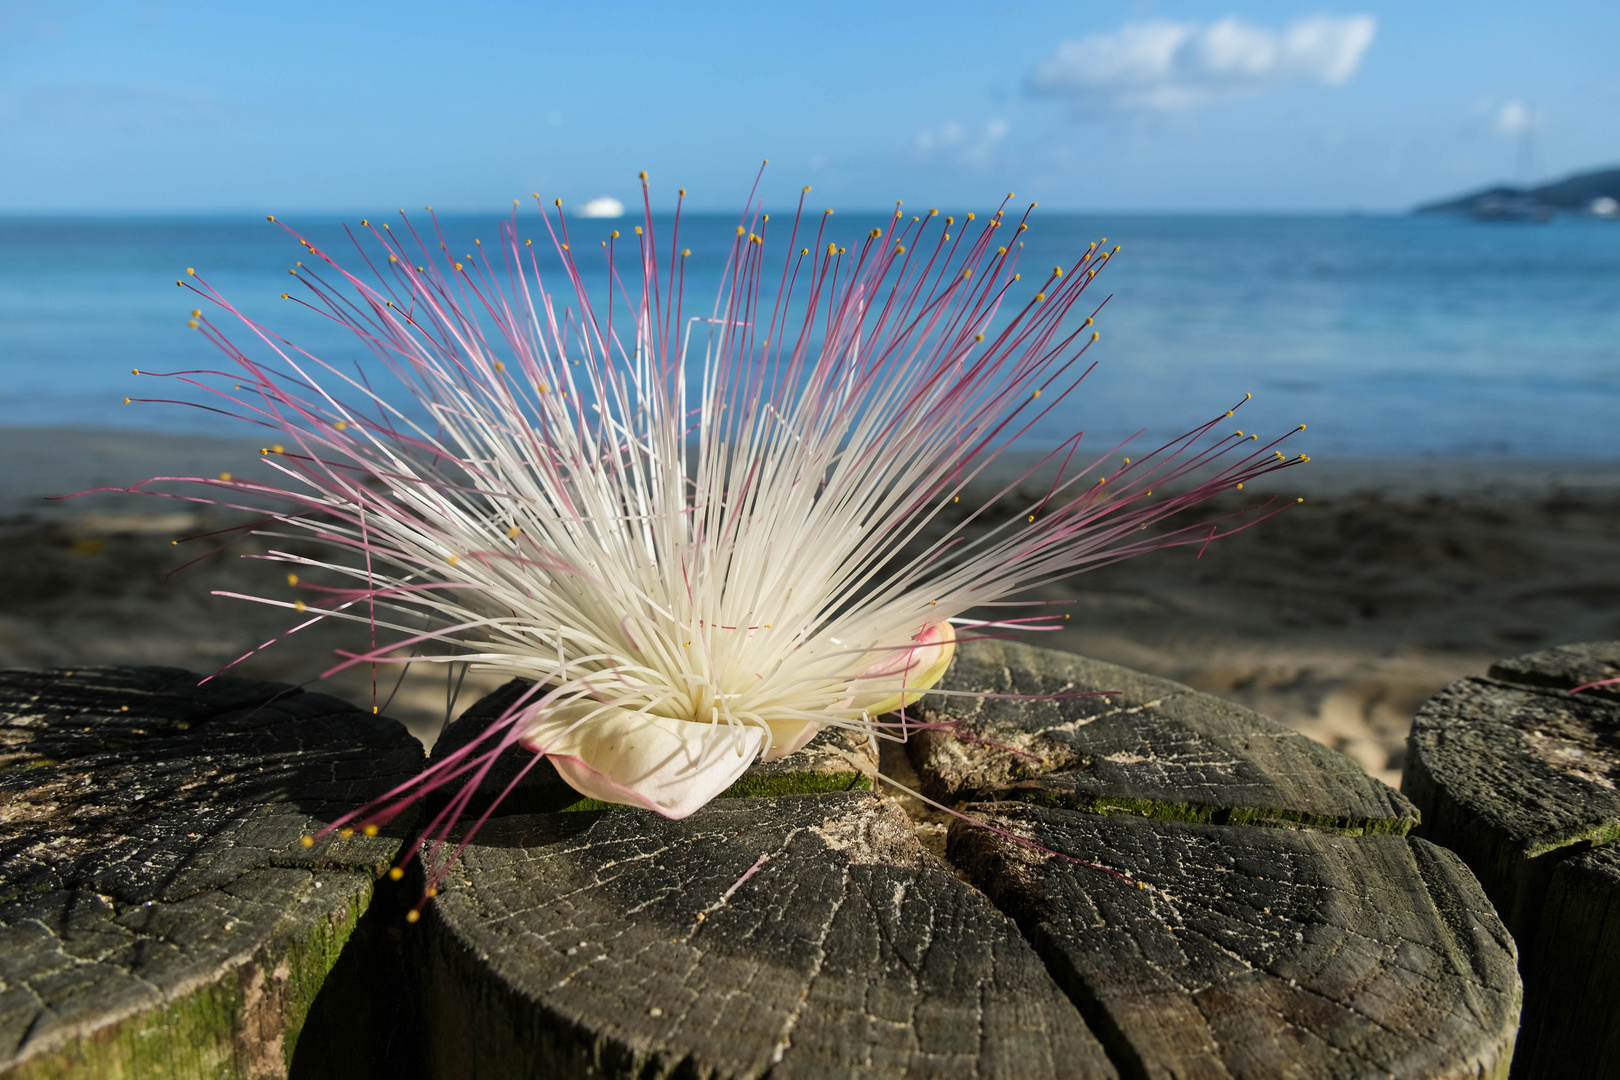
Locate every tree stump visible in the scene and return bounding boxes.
[416,641,1520,1079]
[0,666,424,1080]
[1403,641,1620,1080]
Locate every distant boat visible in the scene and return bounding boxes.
[1472,193,1553,222]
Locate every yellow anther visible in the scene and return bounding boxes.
[267,215,276,222]
[364,824,378,837]
[1298,423,1307,430]
[281,292,289,299]
[361,219,368,226]
[272,445,284,453]
[447,554,460,566]
[1084,317,1093,326]
[802,185,811,192]
[635,225,642,234]
[1298,497,1305,503]
[737,225,746,236]
[639,170,648,180]
[975,333,985,342]
[1123,457,1131,464]
[507,526,521,538]
[301,835,314,847]
[1032,389,1041,398]
[870,229,881,238]
[1054,266,1063,277]
[1018,224,1027,231]
[218,472,231,482]
[287,573,299,586]
[426,887,438,898]
[187,318,198,328]
[1013,273,1020,280]
[800,247,809,255]
[334,420,348,430]
[895,244,905,254]
[1275,450,1286,460]
[929,208,938,216]
[340,828,353,838]
[389,867,404,881]
[133,368,140,374]
[186,267,194,275]
[1236,482,1244,489]
[406,910,420,923]
[681,248,691,257]
[389,255,398,262]
[828,243,837,255]
[966,211,976,220]
[555,197,562,206]
[944,233,951,240]
[1091,331,1100,341]
[1245,392,1252,399]
[191,309,201,317]
[1113,246,1120,253]
[294,600,307,612]
[611,230,620,239]
[1035,292,1045,301]
[123,397,131,404]
[494,361,505,371]
[679,188,686,196]
[1028,515,1035,523]
[961,269,971,279]
[838,247,845,254]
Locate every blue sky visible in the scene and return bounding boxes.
[1,0,1616,213]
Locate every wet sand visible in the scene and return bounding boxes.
[4,425,1618,784]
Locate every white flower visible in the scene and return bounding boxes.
[156,185,1303,888]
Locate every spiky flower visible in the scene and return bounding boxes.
[137,173,1303,890]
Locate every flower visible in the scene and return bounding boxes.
[141,174,1304,891]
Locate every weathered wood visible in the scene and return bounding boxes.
[1402,642,1620,1080]
[418,641,1517,1079]
[0,666,424,1080]
[948,802,1520,1080]
[910,640,1418,835]
[417,793,1115,1080]
[1403,644,1620,939]
[1512,844,1620,1080]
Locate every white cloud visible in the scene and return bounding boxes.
[577,196,625,218]
[1027,15,1376,115]
[1495,100,1534,136]
[913,118,1010,168]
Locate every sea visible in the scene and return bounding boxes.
[2,211,1617,459]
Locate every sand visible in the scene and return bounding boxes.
[4,424,1618,785]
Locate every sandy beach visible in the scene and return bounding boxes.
[4,425,1618,787]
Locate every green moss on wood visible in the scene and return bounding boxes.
[7,877,371,1080]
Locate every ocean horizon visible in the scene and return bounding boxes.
[4,210,1618,460]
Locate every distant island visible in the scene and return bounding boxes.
[1416,165,1620,220]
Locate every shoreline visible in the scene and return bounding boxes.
[6,425,1620,521]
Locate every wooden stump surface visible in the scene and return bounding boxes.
[419,641,1520,1080]
[1403,641,1620,1080]
[0,666,423,1080]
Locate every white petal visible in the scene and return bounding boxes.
[758,718,825,763]
[847,620,957,715]
[518,703,766,819]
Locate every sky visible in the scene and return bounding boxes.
[1,0,1617,214]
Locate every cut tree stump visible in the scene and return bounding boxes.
[416,642,1520,1080]
[0,666,424,1080]
[1403,641,1620,1080]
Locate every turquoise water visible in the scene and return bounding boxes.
[2,212,1617,458]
